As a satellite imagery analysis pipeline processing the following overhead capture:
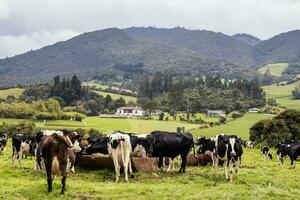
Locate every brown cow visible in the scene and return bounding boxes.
[36,133,75,194]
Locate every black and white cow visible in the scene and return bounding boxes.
[261,146,273,160]
[84,136,109,155]
[12,134,36,167]
[276,142,300,167]
[215,134,243,182]
[195,136,216,166]
[107,132,133,182]
[246,141,254,149]
[0,134,9,153]
[144,131,194,173]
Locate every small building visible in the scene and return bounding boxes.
[151,110,163,116]
[207,110,225,117]
[248,108,259,113]
[115,107,145,117]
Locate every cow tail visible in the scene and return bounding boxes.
[192,142,196,158]
[121,140,125,165]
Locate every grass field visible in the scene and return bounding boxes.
[258,63,289,77]
[0,117,200,134]
[190,113,272,140]
[263,80,300,110]
[0,141,299,199]
[0,88,24,100]
[92,90,137,103]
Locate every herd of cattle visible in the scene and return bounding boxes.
[0,130,299,194]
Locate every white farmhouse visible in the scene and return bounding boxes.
[115,107,145,117]
[207,110,225,117]
[248,108,259,113]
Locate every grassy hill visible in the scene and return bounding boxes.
[190,113,272,140]
[258,63,289,77]
[0,88,24,100]
[263,80,300,110]
[92,90,136,103]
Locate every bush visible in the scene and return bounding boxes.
[249,109,300,146]
[158,112,164,120]
[0,122,39,137]
[219,116,226,124]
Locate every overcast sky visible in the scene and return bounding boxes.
[0,0,300,58]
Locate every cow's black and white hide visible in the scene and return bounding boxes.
[195,136,216,166]
[261,146,273,160]
[0,134,9,153]
[12,135,36,167]
[246,141,254,149]
[276,142,300,168]
[215,134,243,182]
[144,131,194,173]
[107,132,133,182]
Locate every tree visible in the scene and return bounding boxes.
[292,86,300,99]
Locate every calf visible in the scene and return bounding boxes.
[195,136,216,166]
[107,132,133,182]
[246,141,254,149]
[0,134,9,153]
[12,134,36,167]
[144,131,194,173]
[36,133,74,194]
[215,134,243,182]
[261,146,273,160]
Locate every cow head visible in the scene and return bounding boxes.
[227,137,241,164]
[21,139,31,153]
[84,137,108,155]
[140,135,155,157]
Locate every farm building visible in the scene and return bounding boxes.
[207,110,225,117]
[115,106,145,116]
[248,108,259,113]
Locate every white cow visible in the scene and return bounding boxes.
[246,141,254,149]
[108,132,133,182]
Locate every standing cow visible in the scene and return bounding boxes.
[276,142,300,168]
[36,133,74,194]
[0,134,9,153]
[107,132,133,182]
[215,134,243,182]
[144,131,194,173]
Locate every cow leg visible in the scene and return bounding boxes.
[44,160,53,193]
[224,160,228,180]
[172,159,175,172]
[158,156,163,169]
[128,158,134,178]
[124,159,129,182]
[167,158,173,172]
[229,160,233,183]
[59,161,67,194]
[18,151,23,168]
[112,156,120,182]
[11,150,17,166]
[210,152,215,167]
[179,153,188,173]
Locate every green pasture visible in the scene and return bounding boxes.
[92,90,137,103]
[263,80,300,110]
[190,113,272,140]
[0,88,24,100]
[0,141,299,199]
[258,63,289,77]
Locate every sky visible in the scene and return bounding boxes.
[0,0,300,58]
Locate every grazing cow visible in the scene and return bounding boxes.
[84,136,109,155]
[246,141,254,149]
[144,131,194,173]
[261,146,273,160]
[195,136,216,166]
[107,132,133,182]
[215,134,243,182]
[276,142,300,167]
[12,134,36,167]
[0,134,9,152]
[36,133,74,194]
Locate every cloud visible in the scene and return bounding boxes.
[0,30,79,58]
[0,0,300,57]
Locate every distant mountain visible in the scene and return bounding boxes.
[1,27,300,87]
[125,27,256,67]
[232,33,261,46]
[0,28,255,87]
[255,30,300,65]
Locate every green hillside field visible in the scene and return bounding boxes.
[258,63,289,77]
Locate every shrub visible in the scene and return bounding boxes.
[292,86,300,99]
[159,112,164,120]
